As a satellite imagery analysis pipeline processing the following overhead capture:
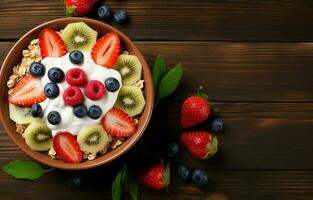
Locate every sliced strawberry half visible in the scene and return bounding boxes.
[53,132,83,163]
[101,108,136,137]
[91,32,120,68]
[8,75,46,106]
[39,29,67,59]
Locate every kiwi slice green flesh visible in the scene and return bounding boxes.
[113,54,142,85]
[114,86,145,117]
[61,22,98,52]
[24,121,52,151]
[9,103,36,124]
[77,124,108,154]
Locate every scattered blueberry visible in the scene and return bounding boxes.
[44,82,59,98]
[30,103,42,117]
[48,67,64,83]
[167,142,179,157]
[191,169,208,185]
[73,104,88,118]
[48,111,61,125]
[114,10,128,24]
[104,77,120,92]
[29,62,45,77]
[211,118,224,132]
[88,105,102,119]
[65,175,81,187]
[69,50,84,65]
[177,164,190,180]
[97,5,113,21]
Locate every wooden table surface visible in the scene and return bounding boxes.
[1,0,313,199]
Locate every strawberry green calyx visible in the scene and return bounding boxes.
[162,163,171,187]
[65,6,76,16]
[195,85,209,101]
[204,136,218,159]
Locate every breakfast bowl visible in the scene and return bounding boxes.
[0,18,154,170]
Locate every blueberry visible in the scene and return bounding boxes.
[65,175,81,187]
[48,67,64,83]
[177,165,190,180]
[48,111,61,125]
[69,50,84,65]
[29,62,45,77]
[167,142,179,157]
[88,105,102,119]
[31,103,42,117]
[114,10,128,24]
[105,78,120,92]
[44,82,59,98]
[97,5,112,21]
[191,169,208,185]
[211,118,224,132]
[73,105,88,118]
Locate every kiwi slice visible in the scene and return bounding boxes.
[24,121,52,151]
[9,103,36,124]
[61,22,98,52]
[113,54,142,85]
[114,86,145,117]
[77,124,108,154]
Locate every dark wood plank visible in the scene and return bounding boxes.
[2,42,313,101]
[1,0,313,41]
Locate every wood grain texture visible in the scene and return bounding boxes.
[0,0,313,41]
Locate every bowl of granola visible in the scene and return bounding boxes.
[0,18,153,170]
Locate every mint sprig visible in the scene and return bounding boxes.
[112,166,138,200]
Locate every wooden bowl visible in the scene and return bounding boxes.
[0,18,154,170]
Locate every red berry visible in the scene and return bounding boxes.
[138,163,170,190]
[85,80,106,100]
[63,86,84,107]
[66,68,87,87]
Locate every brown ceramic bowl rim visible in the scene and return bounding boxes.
[0,18,154,170]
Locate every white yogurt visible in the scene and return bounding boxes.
[39,52,121,136]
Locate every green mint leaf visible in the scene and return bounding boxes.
[152,55,167,93]
[2,160,44,180]
[112,167,125,200]
[158,63,183,99]
[123,169,138,200]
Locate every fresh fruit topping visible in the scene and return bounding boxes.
[9,103,36,124]
[101,108,136,137]
[39,29,67,59]
[8,75,46,106]
[44,82,60,98]
[29,62,45,77]
[85,80,105,100]
[211,117,224,132]
[61,22,98,52]
[63,86,84,107]
[64,0,98,17]
[73,104,88,118]
[138,163,170,190]
[87,105,102,119]
[66,175,81,187]
[104,77,120,92]
[114,10,128,24]
[191,169,208,185]
[48,67,64,83]
[97,5,113,21]
[77,124,108,154]
[177,164,190,180]
[113,54,142,85]
[114,86,145,117]
[180,131,218,159]
[69,50,84,64]
[91,33,120,68]
[66,68,88,87]
[48,111,61,125]
[53,131,83,163]
[167,142,179,157]
[24,121,52,151]
[30,103,42,117]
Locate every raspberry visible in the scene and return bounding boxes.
[66,68,87,87]
[85,80,105,100]
[63,86,84,107]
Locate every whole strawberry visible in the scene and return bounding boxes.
[138,163,170,190]
[180,86,211,128]
[64,0,98,16]
[180,131,218,159]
